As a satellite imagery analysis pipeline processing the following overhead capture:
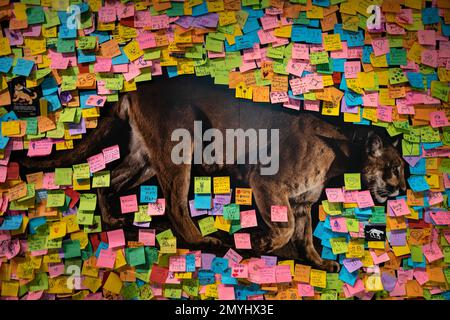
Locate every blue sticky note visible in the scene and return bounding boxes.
[346,30,364,47]
[59,23,77,39]
[0,135,9,149]
[80,90,97,108]
[194,194,212,209]
[167,66,178,78]
[192,1,208,17]
[186,254,196,272]
[422,8,439,25]
[242,18,260,34]
[1,111,18,122]
[211,257,228,274]
[339,265,359,286]
[407,175,430,192]
[305,28,322,44]
[362,46,374,64]
[95,242,109,258]
[77,49,96,64]
[243,7,263,18]
[0,57,13,73]
[140,185,157,203]
[41,77,59,96]
[29,217,46,235]
[344,91,363,106]
[90,31,110,44]
[198,270,215,285]
[13,58,34,76]
[312,0,330,7]
[44,94,62,112]
[0,215,23,230]
[406,72,424,89]
[221,269,238,285]
[111,47,129,65]
[321,246,337,260]
[331,58,345,72]
[235,32,258,51]
[291,25,308,42]
[409,158,426,175]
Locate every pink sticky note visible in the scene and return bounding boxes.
[413,269,429,286]
[389,281,406,297]
[388,199,409,216]
[0,166,7,183]
[43,172,59,190]
[423,242,444,263]
[116,2,135,19]
[86,95,106,107]
[362,92,379,107]
[377,105,393,122]
[218,284,235,300]
[243,44,261,61]
[356,190,375,208]
[271,205,288,222]
[112,63,128,74]
[330,217,348,233]
[256,266,277,284]
[102,145,120,164]
[96,249,116,269]
[148,198,166,216]
[344,61,360,79]
[289,77,308,96]
[396,9,413,24]
[234,233,252,249]
[27,139,53,157]
[239,60,257,72]
[260,15,279,30]
[50,54,69,70]
[139,229,155,246]
[87,153,106,173]
[292,43,309,60]
[287,59,306,77]
[120,194,138,214]
[418,30,436,46]
[275,265,292,283]
[134,10,152,28]
[421,50,438,68]
[429,111,450,128]
[270,91,289,103]
[123,63,141,81]
[370,250,390,264]
[169,256,186,272]
[231,264,248,278]
[298,283,315,297]
[150,14,169,30]
[371,38,389,56]
[137,32,156,49]
[257,29,276,45]
[325,188,344,202]
[240,210,257,228]
[343,278,365,297]
[107,229,125,248]
[330,41,348,59]
[94,57,112,73]
[98,7,116,23]
[48,263,65,278]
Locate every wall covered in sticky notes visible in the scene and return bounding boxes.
[0,0,449,302]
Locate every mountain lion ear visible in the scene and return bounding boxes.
[366,132,383,157]
[392,137,400,148]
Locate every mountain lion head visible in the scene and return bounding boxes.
[361,133,406,203]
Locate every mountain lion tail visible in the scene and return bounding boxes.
[20,94,134,171]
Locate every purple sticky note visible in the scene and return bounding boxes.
[261,255,277,267]
[340,98,359,114]
[343,258,363,273]
[389,230,407,246]
[381,272,397,292]
[174,16,195,29]
[68,118,86,135]
[403,156,421,167]
[192,13,219,28]
[201,253,216,270]
[189,200,208,217]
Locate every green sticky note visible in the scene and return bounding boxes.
[310,51,329,65]
[198,216,217,236]
[143,48,161,60]
[92,171,110,188]
[156,229,174,244]
[54,168,73,186]
[401,140,420,156]
[388,68,408,85]
[79,193,97,211]
[25,117,38,135]
[84,215,102,233]
[58,107,77,123]
[266,46,284,60]
[73,163,91,180]
[164,284,182,299]
[26,6,45,24]
[182,279,199,297]
[121,283,140,300]
[329,238,348,255]
[421,126,441,143]
[44,10,60,28]
[205,36,223,53]
[77,210,94,225]
[46,122,65,139]
[125,246,146,267]
[61,75,77,92]
[443,247,450,264]
[214,70,229,85]
[326,273,342,291]
[225,52,242,70]
[411,245,424,263]
[223,204,240,220]
[431,81,449,102]
[28,272,49,292]
[439,159,450,174]
[388,48,407,66]
[63,240,81,259]
[346,218,359,232]
[57,38,75,53]
[344,173,361,191]
[78,36,97,50]
[229,219,241,234]
[47,190,66,207]
[273,61,289,75]
[194,177,211,194]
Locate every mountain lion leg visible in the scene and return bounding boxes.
[156,164,221,247]
[250,174,295,253]
[292,202,340,272]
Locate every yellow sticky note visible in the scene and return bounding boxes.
[103,272,123,294]
[213,177,230,194]
[123,40,144,62]
[49,221,67,240]
[0,37,12,56]
[344,173,361,190]
[323,34,342,51]
[309,269,327,288]
[1,121,21,136]
[1,280,19,297]
[235,188,252,205]
[194,177,211,194]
